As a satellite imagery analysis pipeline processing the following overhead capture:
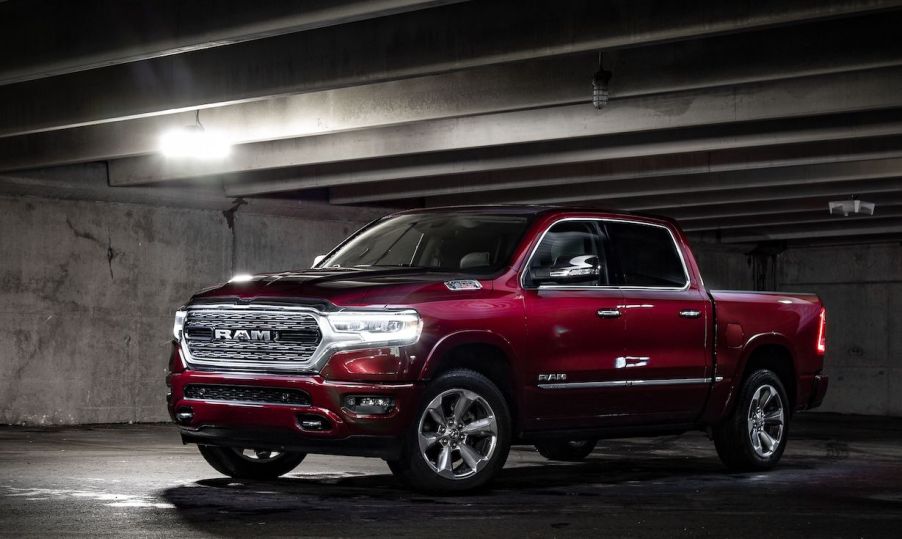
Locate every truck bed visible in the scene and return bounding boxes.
[707,290,825,415]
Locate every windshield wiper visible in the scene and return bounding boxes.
[362,264,456,272]
[363,264,424,268]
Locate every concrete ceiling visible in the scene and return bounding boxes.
[2,0,902,244]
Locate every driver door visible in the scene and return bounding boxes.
[521,220,630,430]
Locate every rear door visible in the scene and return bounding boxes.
[605,220,712,423]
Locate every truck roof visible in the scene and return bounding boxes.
[393,204,678,226]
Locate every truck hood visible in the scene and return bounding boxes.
[190,267,486,308]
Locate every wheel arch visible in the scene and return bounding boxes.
[419,331,521,430]
[735,334,798,413]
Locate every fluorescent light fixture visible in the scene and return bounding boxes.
[828,197,875,216]
[159,125,231,159]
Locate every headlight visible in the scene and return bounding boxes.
[326,310,422,346]
[173,309,188,341]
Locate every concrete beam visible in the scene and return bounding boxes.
[605,178,902,213]
[226,109,902,196]
[0,0,459,86]
[680,204,902,232]
[329,135,902,204]
[109,66,902,185]
[667,190,902,221]
[426,158,902,206]
[717,217,902,242]
[4,0,900,137]
[5,11,902,170]
[0,165,389,222]
[0,54,595,171]
[430,176,902,213]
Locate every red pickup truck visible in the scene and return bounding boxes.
[167,206,828,492]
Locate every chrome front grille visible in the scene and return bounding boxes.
[183,306,322,370]
[184,310,321,332]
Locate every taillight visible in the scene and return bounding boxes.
[816,307,826,355]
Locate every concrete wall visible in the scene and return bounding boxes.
[1,172,898,423]
[688,241,755,291]
[693,239,902,417]
[0,170,383,425]
[777,243,902,416]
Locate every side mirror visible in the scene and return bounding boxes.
[312,254,326,268]
[530,255,600,286]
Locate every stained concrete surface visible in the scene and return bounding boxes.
[693,241,902,417]
[1,413,900,537]
[2,171,900,425]
[0,182,381,425]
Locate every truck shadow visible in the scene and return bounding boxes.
[158,454,816,534]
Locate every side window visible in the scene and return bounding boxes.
[605,221,687,288]
[527,221,608,286]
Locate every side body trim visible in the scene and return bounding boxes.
[538,376,724,390]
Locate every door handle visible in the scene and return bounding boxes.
[615,356,650,368]
[597,309,622,319]
[679,309,702,319]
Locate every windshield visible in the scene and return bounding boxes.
[319,213,531,274]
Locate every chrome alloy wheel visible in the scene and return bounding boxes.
[231,448,283,462]
[747,384,785,458]
[417,388,498,480]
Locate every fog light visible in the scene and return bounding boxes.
[175,407,193,424]
[343,395,395,415]
[297,414,331,431]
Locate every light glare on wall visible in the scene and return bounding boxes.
[159,125,231,159]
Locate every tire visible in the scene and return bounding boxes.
[197,445,306,480]
[387,369,511,493]
[535,439,597,461]
[713,369,790,471]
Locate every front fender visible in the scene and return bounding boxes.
[419,330,519,382]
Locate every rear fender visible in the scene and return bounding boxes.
[737,332,797,378]
[709,332,797,422]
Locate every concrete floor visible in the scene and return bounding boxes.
[1,414,900,537]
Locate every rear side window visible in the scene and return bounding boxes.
[605,221,687,288]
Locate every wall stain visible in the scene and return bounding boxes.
[40,262,71,303]
[65,216,116,280]
[1,329,39,421]
[222,198,247,274]
[65,217,103,246]
[106,232,117,280]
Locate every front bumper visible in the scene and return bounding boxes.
[168,368,422,460]
[179,427,402,459]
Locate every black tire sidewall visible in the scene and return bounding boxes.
[715,369,790,471]
[535,439,598,461]
[198,445,306,480]
[398,369,511,493]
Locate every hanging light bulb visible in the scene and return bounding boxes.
[592,51,613,110]
[159,110,231,159]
